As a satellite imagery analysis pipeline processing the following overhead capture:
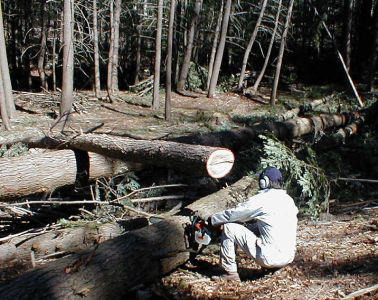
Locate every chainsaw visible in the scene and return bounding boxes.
[191,216,212,245]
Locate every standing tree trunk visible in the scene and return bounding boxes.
[237,0,268,89]
[252,0,282,93]
[368,0,378,91]
[270,0,294,105]
[207,0,232,98]
[60,0,74,118]
[38,0,48,91]
[176,0,202,92]
[107,0,115,100]
[52,20,57,92]
[152,0,163,110]
[134,2,142,85]
[344,0,353,71]
[0,69,11,130]
[111,0,121,93]
[207,0,224,91]
[165,0,176,120]
[0,0,15,120]
[93,0,101,98]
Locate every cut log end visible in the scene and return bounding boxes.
[206,149,235,179]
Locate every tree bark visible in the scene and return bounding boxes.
[0,0,15,120]
[110,0,121,93]
[207,0,232,98]
[177,0,202,92]
[107,0,115,98]
[0,176,254,299]
[252,0,282,93]
[38,0,48,91]
[343,0,353,71]
[207,0,224,91]
[60,0,74,117]
[0,222,129,266]
[134,2,142,85]
[0,68,11,130]
[165,0,176,120]
[237,0,268,89]
[152,0,163,110]
[25,134,235,179]
[270,0,294,105]
[0,149,140,200]
[368,1,378,91]
[93,0,101,98]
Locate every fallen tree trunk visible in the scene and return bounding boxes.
[0,223,124,265]
[173,112,361,151]
[0,217,149,266]
[25,133,235,179]
[0,176,254,299]
[0,149,140,200]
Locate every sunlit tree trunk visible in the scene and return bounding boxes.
[177,0,202,92]
[252,0,282,93]
[0,69,11,130]
[38,0,48,91]
[237,0,268,89]
[152,0,163,110]
[93,0,101,98]
[165,0,176,120]
[52,21,57,92]
[107,0,114,99]
[207,0,223,91]
[270,0,294,105]
[207,0,232,98]
[0,0,15,119]
[60,0,74,117]
[111,0,121,93]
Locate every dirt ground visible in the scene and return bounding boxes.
[8,90,267,141]
[2,90,378,299]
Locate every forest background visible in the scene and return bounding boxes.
[0,0,377,299]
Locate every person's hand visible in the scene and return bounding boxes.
[206,216,223,235]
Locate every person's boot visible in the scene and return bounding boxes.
[211,271,240,282]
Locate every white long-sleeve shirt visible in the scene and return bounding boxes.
[211,188,298,266]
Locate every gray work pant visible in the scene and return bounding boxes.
[220,223,291,273]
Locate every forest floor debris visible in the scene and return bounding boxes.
[159,209,377,300]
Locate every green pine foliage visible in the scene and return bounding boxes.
[0,143,28,158]
[258,135,330,219]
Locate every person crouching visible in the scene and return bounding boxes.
[208,166,298,281]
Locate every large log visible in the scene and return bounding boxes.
[0,223,125,265]
[173,112,361,151]
[0,176,254,299]
[0,149,140,200]
[0,218,149,266]
[25,133,235,179]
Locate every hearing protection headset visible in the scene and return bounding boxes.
[259,175,270,189]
